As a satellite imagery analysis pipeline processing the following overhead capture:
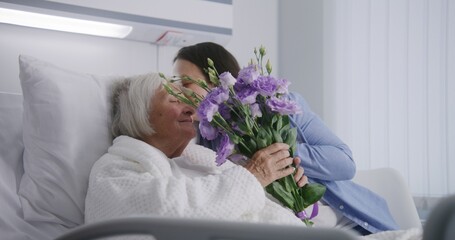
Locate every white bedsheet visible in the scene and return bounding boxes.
[0,185,67,240]
[0,92,68,239]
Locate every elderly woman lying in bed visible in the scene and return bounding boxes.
[84,72,309,226]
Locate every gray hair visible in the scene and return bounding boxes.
[111,72,164,139]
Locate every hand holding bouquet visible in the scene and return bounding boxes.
[162,46,326,226]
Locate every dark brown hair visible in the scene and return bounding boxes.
[173,42,241,80]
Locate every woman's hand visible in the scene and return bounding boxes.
[293,157,308,188]
[244,143,295,187]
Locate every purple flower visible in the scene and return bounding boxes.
[216,133,234,166]
[199,119,218,140]
[218,103,231,120]
[276,78,290,94]
[219,72,237,88]
[250,103,262,118]
[207,87,229,104]
[233,82,245,93]
[197,99,218,122]
[252,75,279,97]
[237,64,259,84]
[235,85,259,104]
[266,96,302,115]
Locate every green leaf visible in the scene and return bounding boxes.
[271,115,278,126]
[267,126,277,145]
[162,84,196,107]
[282,115,290,127]
[237,122,250,134]
[256,137,268,149]
[244,117,252,131]
[284,128,297,146]
[208,68,219,85]
[237,137,255,158]
[280,128,289,141]
[266,182,294,209]
[272,129,283,143]
[276,115,283,130]
[256,128,272,149]
[290,145,296,157]
[303,219,314,226]
[245,137,257,155]
[300,183,327,208]
[227,133,241,145]
[281,174,296,193]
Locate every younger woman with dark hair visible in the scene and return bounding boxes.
[172,42,399,235]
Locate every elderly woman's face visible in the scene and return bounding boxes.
[148,87,196,145]
[173,59,210,122]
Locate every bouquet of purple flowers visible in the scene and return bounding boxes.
[162,46,326,226]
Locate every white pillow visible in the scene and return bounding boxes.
[18,55,121,227]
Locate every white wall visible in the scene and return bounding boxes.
[0,0,278,94]
[278,0,324,117]
[158,0,279,78]
[279,0,455,197]
[228,0,278,72]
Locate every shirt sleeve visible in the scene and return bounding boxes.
[288,92,356,181]
[84,155,266,223]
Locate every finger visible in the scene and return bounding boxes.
[292,157,303,174]
[261,143,290,155]
[271,149,290,161]
[294,166,304,182]
[252,147,290,164]
[275,157,293,170]
[298,175,308,188]
[276,165,295,180]
[293,157,301,166]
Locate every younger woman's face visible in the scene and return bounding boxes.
[173,59,210,99]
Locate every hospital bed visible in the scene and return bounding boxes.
[0,55,450,240]
[54,217,356,240]
[423,194,455,240]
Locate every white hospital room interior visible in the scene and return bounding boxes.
[0,0,454,239]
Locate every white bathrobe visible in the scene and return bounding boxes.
[84,135,304,226]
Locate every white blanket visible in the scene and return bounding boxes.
[84,136,303,226]
[84,136,424,240]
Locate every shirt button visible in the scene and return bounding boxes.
[364,222,369,227]
[339,205,344,210]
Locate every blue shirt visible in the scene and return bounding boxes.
[287,92,399,233]
[197,91,399,233]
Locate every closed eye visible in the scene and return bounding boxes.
[169,98,180,103]
[182,82,192,88]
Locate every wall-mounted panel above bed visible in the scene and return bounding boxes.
[0,0,232,46]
